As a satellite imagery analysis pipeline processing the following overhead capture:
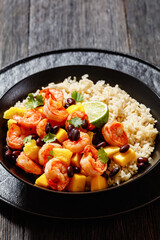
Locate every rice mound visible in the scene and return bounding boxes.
[15,74,158,187]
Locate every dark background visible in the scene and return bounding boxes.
[0,1,160,239]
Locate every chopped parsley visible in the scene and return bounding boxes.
[67,117,83,128]
[98,147,109,163]
[23,135,32,144]
[42,132,57,143]
[71,91,84,102]
[25,93,44,109]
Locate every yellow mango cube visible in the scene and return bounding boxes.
[71,153,82,167]
[3,107,26,119]
[66,103,85,114]
[67,174,86,192]
[52,148,72,166]
[91,176,108,191]
[35,173,49,188]
[7,119,17,129]
[85,176,92,191]
[56,128,68,143]
[23,139,40,162]
[113,148,137,167]
[103,146,120,158]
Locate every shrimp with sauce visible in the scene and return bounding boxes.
[41,88,68,123]
[16,152,43,175]
[38,143,62,166]
[63,131,90,153]
[102,121,128,147]
[13,108,42,130]
[80,145,107,176]
[36,118,49,138]
[7,123,25,150]
[44,158,70,191]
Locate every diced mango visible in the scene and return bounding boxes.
[91,176,108,191]
[87,131,94,144]
[56,128,68,143]
[103,146,120,158]
[66,103,85,114]
[67,174,86,192]
[112,148,137,167]
[85,176,92,191]
[35,173,49,188]
[23,139,40,162]
[7,119,17,129]
[52,148,72,166]
[3,107,26,119]
[71,153,82,167]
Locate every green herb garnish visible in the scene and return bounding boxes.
[25,93,44,109]
[98,147,109,163]
[67,117,83,128]
[23,135,32,144]
[47,150,54,161]
[71,91,84,102]
[42,132,57,143]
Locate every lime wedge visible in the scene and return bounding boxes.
[82,101,109,128]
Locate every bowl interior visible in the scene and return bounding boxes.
[0,65,160,190]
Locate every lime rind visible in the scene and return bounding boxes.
[82,101,109,128]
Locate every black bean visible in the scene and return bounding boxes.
[74,166,81,174]
[92,132,104,145]
[137,162,145,172]
[69,128,80,141]
[120,144,130,153]
[67,166,74,178]
[12,150,21,158]
[36,138,45,146]
[45,122,52,134]
[102,171,108,179]
[82,119,88,129]
[64,103,70,109]
[109,167,120,177]
[31,134,39,140]
[96,141,107,149]
[137,157,149,165]
[5,149,12,160]
[92,127,99,133]
[67,98,75,105]
[51,126,59,134]
[67,124,74,132]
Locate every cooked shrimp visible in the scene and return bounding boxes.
[65,111,91,132]
[38,143,62,166]
[40,88,64,103]
[16,152,43,175]
[43,96,68,123]
[7,123,25,149]
[44,158,70,191]
[102,121,128,147]
[36,118,48,138]
[63,132,90,153]
[80,145,107,176]
[13,108,42,129]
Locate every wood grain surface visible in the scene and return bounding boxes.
[0,0,160,239]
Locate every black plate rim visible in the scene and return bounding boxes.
[0,64,160,196]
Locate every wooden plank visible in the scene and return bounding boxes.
[0,0,30,68]
[29,0,129,54]
[124,0,160,66]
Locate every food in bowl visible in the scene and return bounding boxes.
[3,75,158,192]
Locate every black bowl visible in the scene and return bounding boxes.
[0,65,160,218]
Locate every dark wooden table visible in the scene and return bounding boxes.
[0,1,160,239]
